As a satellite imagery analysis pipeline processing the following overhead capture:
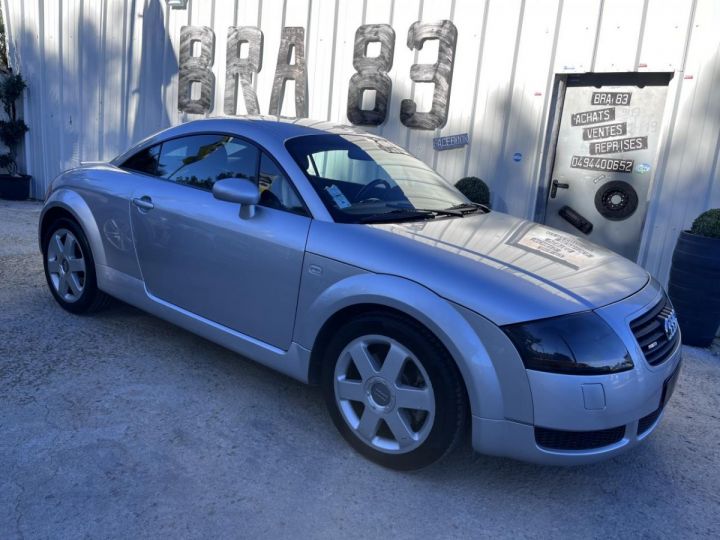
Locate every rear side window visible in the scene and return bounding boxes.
[122,144,160,175]
[158,134,259,190]
[258,153,308,216]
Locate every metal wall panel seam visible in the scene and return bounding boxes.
[97,0,108,160]
[161,0,172,124]
[529,0,564,221]
[637,0,697,276]
[494,0,526,202]
[589,0,605,72]
[78,0,86,164]
[121,0,137,146]
[699,49,720,207]
[403,0,425,152]
[461,0,490,180]
[37,0,51,196]
[431,0,456,171]
[633,0,649,69]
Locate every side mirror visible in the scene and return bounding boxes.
[212,178,260,219]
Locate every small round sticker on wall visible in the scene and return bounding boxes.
[636,163,651,174]
[513,152,522,162]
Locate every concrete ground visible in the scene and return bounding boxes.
[1,199,719,539]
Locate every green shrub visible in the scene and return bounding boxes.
[690,209,720,239]
[0,118,28,146]
[0,73,28,175]
[455,176,491,207]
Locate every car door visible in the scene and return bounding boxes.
[127,133,312,350]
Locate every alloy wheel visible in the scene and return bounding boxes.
[333,334,435,454]
[46,228,86,303]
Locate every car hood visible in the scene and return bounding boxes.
[307,211,649,325]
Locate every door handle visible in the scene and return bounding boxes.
[132,196,154,211]
[550,179,570,199]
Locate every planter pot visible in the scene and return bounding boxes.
[0,174,31,200]
[668,231,720,347]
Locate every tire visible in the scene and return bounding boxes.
[321,312,468,470]
[42,217,112,314]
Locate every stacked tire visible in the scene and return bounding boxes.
[668,231,720,347]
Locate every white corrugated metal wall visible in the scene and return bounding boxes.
[2,0,719,284]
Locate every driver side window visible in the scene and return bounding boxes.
[158,135,258,190]
[121,136,309,217]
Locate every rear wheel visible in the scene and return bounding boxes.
[43,218,111,313]
[321,312,467,470]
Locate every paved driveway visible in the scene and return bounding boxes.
[1,200,719,539]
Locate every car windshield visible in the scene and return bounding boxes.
[285,134,474,223]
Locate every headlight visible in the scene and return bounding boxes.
[502,312,633,375]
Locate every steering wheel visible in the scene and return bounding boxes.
[354,178,392,203]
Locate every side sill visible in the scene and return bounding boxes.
[97,264,312,383]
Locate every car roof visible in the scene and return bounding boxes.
[206,116,367,138]
[111,116,370,165]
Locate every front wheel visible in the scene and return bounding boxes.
[42,218,111,314]
[321,313,468,470]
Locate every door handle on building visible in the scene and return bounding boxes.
[550,179,569,198]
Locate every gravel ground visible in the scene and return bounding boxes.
[1,199,719,539]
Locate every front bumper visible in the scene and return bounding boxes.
[472,346,681,465]
[470,277,683,465]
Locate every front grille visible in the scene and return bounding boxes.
[535,425,625,451]
[637,407,662,435]
[630,296,680,366]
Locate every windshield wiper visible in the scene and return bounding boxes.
[388,204,464,217]
[358,207,463,223]
[413,207,464,217]
[445,202,490,214]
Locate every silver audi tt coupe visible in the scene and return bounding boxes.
[39,117,681,470]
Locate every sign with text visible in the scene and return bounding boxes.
[178,21,458,131]
[591,92,632,106]
[589,136,648,155]
[582,122,627,141]
[570,107,616,126]
[570,155,634,173]
[433,133,469,151]
[545,76,670,261]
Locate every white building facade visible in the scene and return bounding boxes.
[3,0,719,284]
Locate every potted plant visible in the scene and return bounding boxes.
[455,176,491,208]
[668,208,720,347]
[0,73,30,200]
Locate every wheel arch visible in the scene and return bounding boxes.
[39,190,107,269]
[298,273,505,420]
[308,303,435,383]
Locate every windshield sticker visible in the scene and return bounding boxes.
[325,184,352,209]
[509,224,600,270]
